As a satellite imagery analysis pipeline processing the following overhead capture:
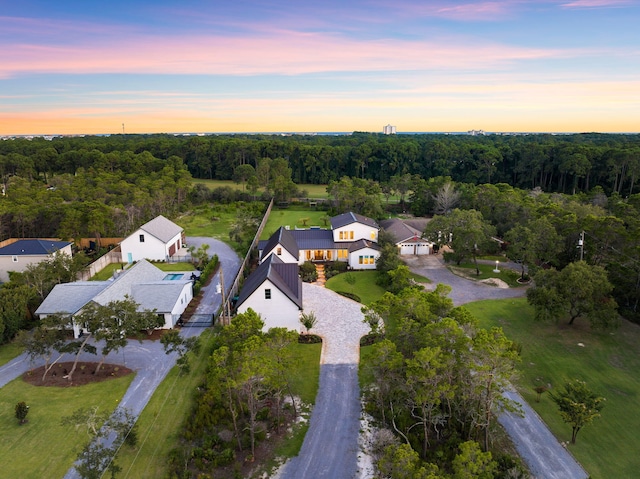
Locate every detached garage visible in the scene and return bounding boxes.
[380,218,434,256]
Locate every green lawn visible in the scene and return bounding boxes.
[325,270,386,306]
[193,179,330,199]
[0,340,24,367]
[91,261,195,281]
[115,332,321,478]
[465,298,640,479]
[0,374,134,479]
[448,261,523,287]
[262,207,331,240]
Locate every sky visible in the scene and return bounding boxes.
[1,0,639,135]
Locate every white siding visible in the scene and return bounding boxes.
[261,244,299,264]
[167,282,194,328]
[237,280,301,332]
[333,222,378,243]
[349,247,380,270]
[121,228,182,262]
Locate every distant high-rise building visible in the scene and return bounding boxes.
[383,124,397,135]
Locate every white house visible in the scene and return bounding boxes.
[380,218,433,255]
[0,239,73,282]
[348,239,381,270]
[235,254,303,332]
[331,211,379,244]
[35,260,193,337]
[120,215,185,263]
[258,211,381,270]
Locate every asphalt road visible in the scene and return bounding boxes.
[0,237,242,479]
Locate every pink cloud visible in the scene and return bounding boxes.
[384,1,521,21]
[560,0,631,7]
[0,31,564,78]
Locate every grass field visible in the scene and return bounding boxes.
[115,331,321,478]
[262,207,331,239]
[0,373,134,479]
[325,270,386,306]
[465,298,640,479]
[193,179,330,199]
[0,340,24,367]
[449,261,523,287]
[175,203,241,239]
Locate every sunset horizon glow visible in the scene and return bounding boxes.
[1,0,639,136]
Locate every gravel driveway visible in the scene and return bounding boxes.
[280,284,370,479]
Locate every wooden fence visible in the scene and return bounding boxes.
[77,248,122,281]
[218,198,274,323]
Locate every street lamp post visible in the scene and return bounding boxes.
[493,260,500,273]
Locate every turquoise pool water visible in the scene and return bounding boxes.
[163,273,184,280]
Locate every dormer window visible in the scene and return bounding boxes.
[277,247,282,255]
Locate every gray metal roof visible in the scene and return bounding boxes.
[139,215,183,243]
[35,282,110,315]
[0,239,72,256]
[290,229,335,250]
[237,255,302,310]
[330,211,379,229]
[261,227,299,260]
[348,239,381,253]
[131,283,190,313]
[36,259,191,317]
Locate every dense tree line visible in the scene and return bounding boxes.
[2,132,639,195]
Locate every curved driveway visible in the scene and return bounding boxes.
[0,237,242,479]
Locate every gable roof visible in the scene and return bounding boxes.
[380,218,424,244]
[261,227,299,260]
[0,239,72,256]
[348,239,381,253]
[35,259,191,316]
[330,211,379,230]
[138,215,183,243]
[237,255,302,310]
[35,282,111,315]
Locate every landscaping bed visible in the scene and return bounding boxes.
[23,362,133,387]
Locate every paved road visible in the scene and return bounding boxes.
[0,237,242,479]
[280,284,370,479]
[405,254,588,479]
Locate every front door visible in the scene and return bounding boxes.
[127,252,133,264]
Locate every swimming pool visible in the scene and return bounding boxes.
[163,273,184,280]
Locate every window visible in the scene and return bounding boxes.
[339,231,344,240]
[11,255,18,262]
[370,230,376,240]
[265,289,272,299]
[350,231,354,240]
[139,234,145,243]
[277,247,282,255]
[359,255,374,265]
[338,249,348,259]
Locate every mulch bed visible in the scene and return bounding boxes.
[23,362,133,387]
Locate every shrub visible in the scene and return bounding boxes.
[300,261,317,282]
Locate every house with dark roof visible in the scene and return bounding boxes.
[0,239,73,282]
[379,218,434,255]
[35,259,193,337]
[235,254,303,331]
[258,211,381,269]
[120,215,185,263]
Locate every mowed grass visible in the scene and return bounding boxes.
[449,261,523,287]
[193,179,330,199]
[262,207,331,239]
[91,261,195,281]
[325,270,386,306]
[0,373,134,479]
[115,332,321,478]
[0,340,24,367]
[465,298,640,479]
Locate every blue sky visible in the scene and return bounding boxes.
[1,0,638,134]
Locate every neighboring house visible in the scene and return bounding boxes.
[120,215,185,263]
[35,259,193,338]
[0,239,73,282]
[380,218,433,255]
[258,211,381,270]
[235,254,303,332]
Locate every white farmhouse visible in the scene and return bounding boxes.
[120,215,185,263]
